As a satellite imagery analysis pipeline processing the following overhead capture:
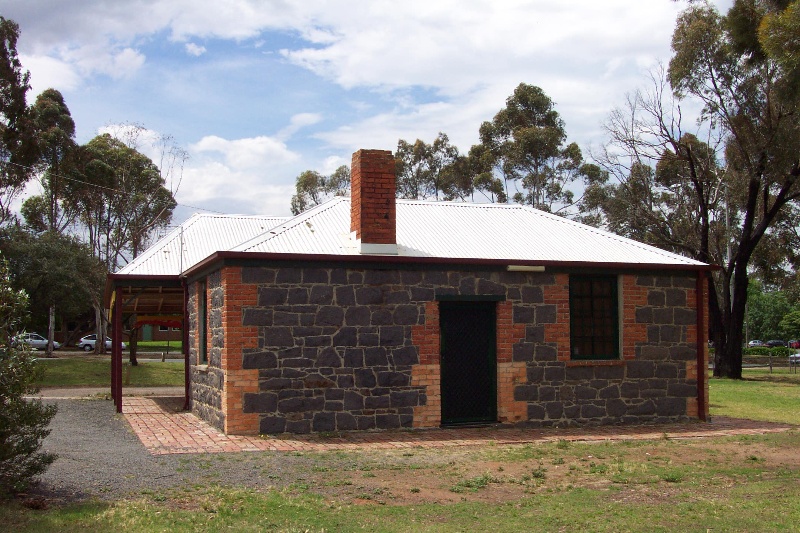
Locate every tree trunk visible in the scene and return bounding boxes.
[46,305,56,357]
[715,262,749,379]
[129,325,138,366]
[94,304,105,354]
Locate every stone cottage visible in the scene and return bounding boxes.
[108,149,711,435]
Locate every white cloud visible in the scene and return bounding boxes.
[185,43,207,56]
[191,135,300,170]
[20,54,82,96]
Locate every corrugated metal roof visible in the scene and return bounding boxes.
[117,213,289,275]
[232,198,706,267]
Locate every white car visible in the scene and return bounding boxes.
[78,334,126,352]
[789,353,800,366]
[13,332,61,350]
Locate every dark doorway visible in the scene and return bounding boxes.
[439,300,497,425]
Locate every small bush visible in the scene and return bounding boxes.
[0,261,57,495]
[743,346,794,357]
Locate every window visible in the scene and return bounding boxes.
[159,325,169,332]
[198,280,208,364]
[569,275,619,360]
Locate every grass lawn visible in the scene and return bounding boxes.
[9,366,799,531]
[133,340,183,353]
[34,357,184,388]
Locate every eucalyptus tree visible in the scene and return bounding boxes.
[582,0,800,378]
[0,17,36,225]
[290,165,351,215]
[477,83,592,214]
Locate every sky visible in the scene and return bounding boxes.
[4,0,733,226]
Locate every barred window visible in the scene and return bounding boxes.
[569,275,619,360]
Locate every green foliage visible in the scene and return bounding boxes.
[743,346,793,357]
[778,309,800,339]
[290,165,350,215]
[0,260,56,495]
[747,282,794,341]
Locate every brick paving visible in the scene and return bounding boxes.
[122,396,797,456]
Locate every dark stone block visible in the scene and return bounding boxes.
[242,350,277,369]
[536,305,557,324]
[380,325,406,346]
[635,307,653,324]
[660,325,682,343]
[379,371,410,387]
[665,288,686,307]
[528,403,546,420]
[514,385,538,401]
[355,368,376,388]
[324,401,343,411]
[647,291,665,306]
[410,287,435,302]
[278,396,324,413]
[424,271,448,285]
[330,269,348,285]
[317,306,344,327]
[580,403,607,419]
[336,412,358,430]
[544,365,565,382]
[371,309,393,325]
[276,269,302,284]
[647,325,660,343]
[539,385,556,401]
[335,286,356,306]
[667,382,697,398]
[276,347,303,360]
[359,331,379,346]
[639,345,670,360]
[386,291,411,304]
[394,305,420,325]
[332,327,358,347]
[344,391,364,410]
[305,335,331,348]
[534,345,557,361]
[637,275,655,287]
[545,401,564,419]
[264,327,294,347]
[345,307,371,326]
[364,270,400,285]
[356,286,383,305]
[303,374,335,388]
[653,308,673,324]
[513,305,535,324]
[575,385,597,400]
[594,365,624,380]
[243,392,277,413]
[259,287,287,306]
[477,278,505,295]
[376,414,401,429]
[674,308,696,325]
[513,343,534,362]
[566,366,594,381]
[365,347,389,366]
[627,361,655,378]
[273,311,299,326]
[303,268,329,284]
[521,286,544,304]
[356,416,376,430]
[324,388,345,400]
[391,346,419,366]
[599,385,620,399]
[655,363,678,378]
[312,412,336,432]
[242,308,271,327]
[242,267,276,284]
[337,375,354,388]
[526,326,545,343]
[310,285,334,305]
[673,276,696,289]
[606,398,628,417]
[287,288,309,304]
[343,348,364,367]
[285,419,311,434]
[260,416,286,434]
[656,396,686,416]
[527,366,544,382]
[390,390,419,407]
[282,357,315,368]
[365,395,390,408]
[669,345,696,361]
[458,277,476,294]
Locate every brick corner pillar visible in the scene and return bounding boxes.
[220,266,260,435]
[351,149,397,255]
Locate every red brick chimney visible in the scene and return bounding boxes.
[350,149,397,254]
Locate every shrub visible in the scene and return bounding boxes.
[0,261,57,495]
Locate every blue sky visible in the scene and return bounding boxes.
[4,0,732,225]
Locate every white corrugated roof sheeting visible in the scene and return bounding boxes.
[118,214,288,275]
[232,198,705,267]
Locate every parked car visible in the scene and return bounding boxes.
[765,339,787,348]
[790,353,800,365]
[78,334,126,352]
[788,339,800,349]
[12,332,60,350]
[747,340,765,348]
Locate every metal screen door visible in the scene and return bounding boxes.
[439,301,497,425]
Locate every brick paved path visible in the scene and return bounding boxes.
[122,396,797,456]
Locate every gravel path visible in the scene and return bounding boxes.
[30,398,291,503]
